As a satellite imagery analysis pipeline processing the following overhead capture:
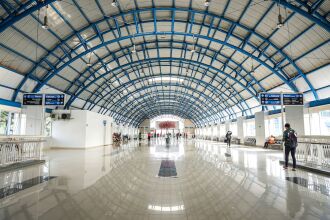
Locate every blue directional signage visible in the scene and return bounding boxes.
[283,93,304,106]
[23,94,43,105]
[45,94,65,106]
[260,93,281,105]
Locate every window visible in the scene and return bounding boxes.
[229,122,237,136]
[304,110,330,136]
[0,110,9,135]
[243,119,255,137]
[265,117,282,137]
[219,124,226,136]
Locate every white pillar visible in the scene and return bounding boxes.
[237,116,244,142]
[23,106,45,136]
[255,111,266,147]
[285,106,305,136]
[225,121,230,133]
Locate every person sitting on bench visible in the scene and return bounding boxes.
[264,135,275,148]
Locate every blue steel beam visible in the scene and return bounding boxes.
[11,8,313,101]
[113,94,218,124]
[73,41,261,111]
[31,31,299,96]
[64,57,258,111]
[88,64,245,116]
[99,83,229,120]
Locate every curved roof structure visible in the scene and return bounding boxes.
[0,0,329,126]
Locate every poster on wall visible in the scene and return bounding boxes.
[156,121,178,129]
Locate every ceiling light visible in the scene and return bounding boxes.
[277,14,284,29]
[111,0,118,7]
[190,48,195,53]
[204,0,210,7]
[86,63,92,67]
[42,6,49,30]
[132,44,136,53]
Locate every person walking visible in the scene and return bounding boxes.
[282,123,298,171]
[225,131,232,148]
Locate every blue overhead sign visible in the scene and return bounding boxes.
[45,94,65,106]
[283,93,304,106]
[260,93,281,105]
[23,94,43,105]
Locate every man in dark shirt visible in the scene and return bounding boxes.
[283,123,297,171]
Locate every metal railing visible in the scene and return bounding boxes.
[0,136,45,167]
[296,137,330,168]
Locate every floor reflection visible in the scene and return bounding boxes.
[0,139,329,220]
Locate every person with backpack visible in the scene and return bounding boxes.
[225,131,232,148]
[282,123,298,171]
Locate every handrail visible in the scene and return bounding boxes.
[0,136,45,167]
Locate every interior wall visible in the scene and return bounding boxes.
[51,110,87,148]
[51,110,112,148]
[85,111,112,147]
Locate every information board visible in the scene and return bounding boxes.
[283,93,304,106]
[156,121,178,129]
[260,93,281,105]
[45,94,65,105]
[23,94,43,105]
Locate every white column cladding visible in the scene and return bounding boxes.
[237,116,244,142]
[225,121,230,133]
[285,106,305,136]
[217,124,221,140]
[23,106,45,136]
[255,111,266,147]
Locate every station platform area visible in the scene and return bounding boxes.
[0,139,329,220]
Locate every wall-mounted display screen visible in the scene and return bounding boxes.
[45,94,65,105]
[260,93,281,105]
[23,94,43,105]
[283,93,304,106]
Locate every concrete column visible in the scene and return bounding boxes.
[23,106,45,136]
[285,106,305,136]
[255,111,266,147]
[217,124,221,140]
[237,116,244,142]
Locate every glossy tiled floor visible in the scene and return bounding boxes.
[0,139,329,220]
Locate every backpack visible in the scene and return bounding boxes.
[288,129,298,148]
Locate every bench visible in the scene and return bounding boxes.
[244,137,256,146]
[267,139,282,150]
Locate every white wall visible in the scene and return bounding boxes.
[255,111,266,146]
[51,110,87,148]
[51,110,112,149]
[85,111,112,147]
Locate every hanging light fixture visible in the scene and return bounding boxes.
[111,0,118,7]
[86,51,92,66]
[276,5,284,29]
[131,44,136,53]
[42,5,49,30]
[251,57,255,74]
[204,0,210,7]
[190,35,196,53]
